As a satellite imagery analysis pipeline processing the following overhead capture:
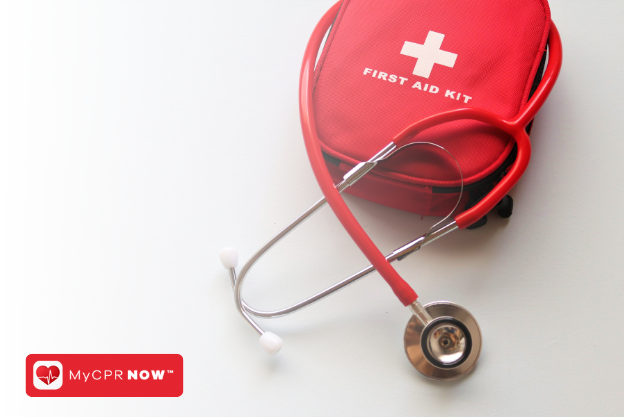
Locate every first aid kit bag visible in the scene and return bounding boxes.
[313,0,551,224]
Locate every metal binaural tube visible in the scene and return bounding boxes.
[229,141,460,335]
[234,220,458,319]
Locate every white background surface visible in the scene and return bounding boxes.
[1,1,623,416]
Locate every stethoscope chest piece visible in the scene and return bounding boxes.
[404,301,482,380]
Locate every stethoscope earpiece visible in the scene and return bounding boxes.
[259,332,283,356]
[404,301,481,380]
[219,247,239,270]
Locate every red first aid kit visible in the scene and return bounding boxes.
[313,0,551,225]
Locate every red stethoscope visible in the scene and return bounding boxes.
[220,1,562,379]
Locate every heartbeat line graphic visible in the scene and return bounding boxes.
[38,370,59,385]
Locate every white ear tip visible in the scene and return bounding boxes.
[259,332,283,356]
[219,247,238,269]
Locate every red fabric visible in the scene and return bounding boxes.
[313,0,550,213]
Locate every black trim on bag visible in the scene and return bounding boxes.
[323,152,342,167]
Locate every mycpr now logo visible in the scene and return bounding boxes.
[26,354,183,397]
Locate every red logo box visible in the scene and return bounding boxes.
[26,354,183,397]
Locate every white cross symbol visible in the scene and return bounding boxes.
[400,31,457,78]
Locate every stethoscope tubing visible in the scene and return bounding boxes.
[300,1,418,306]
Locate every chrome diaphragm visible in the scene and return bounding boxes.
[404,301,481,380]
